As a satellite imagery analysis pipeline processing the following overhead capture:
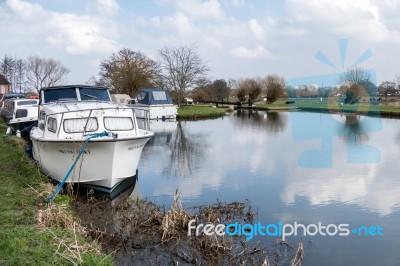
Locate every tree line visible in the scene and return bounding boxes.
[1,55,69,93]
[2,47,400,106]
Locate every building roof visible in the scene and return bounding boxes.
[0,74,10,84]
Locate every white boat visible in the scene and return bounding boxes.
[7,99,39,137]
[30,85,154,192]
[128,88,178,120]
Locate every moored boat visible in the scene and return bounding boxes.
[6,99,39,138]
[128,88,178,120]
[30,85,154,192]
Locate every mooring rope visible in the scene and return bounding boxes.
[47,131,110,203]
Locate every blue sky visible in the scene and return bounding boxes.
[1,0,399,86]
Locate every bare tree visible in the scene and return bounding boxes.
[25,56,69,92]
[158,45,209,106]
[234,78,262,105]
[1,55,15,91]
[99,48,159,96]
[378,81,397,101]
[264,74,286,103]
[339,67,371,85]
[15,59,26,93]
[237,87,246,102]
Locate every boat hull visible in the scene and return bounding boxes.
[31,136,152,190]
[133,105,178,120]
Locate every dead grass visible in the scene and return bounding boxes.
[161,190,192,242]
[72,190,304,265]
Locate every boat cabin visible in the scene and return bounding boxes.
[0,98,38,122]
[134,89,173,105]
[36,85,140,139]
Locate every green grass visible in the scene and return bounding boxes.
[0,119,112,266]
[177,105,227,119]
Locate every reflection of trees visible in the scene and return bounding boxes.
[164,121,207,178]
[234,110,287,134]
[265,112,286,134]
[339,115,369,144]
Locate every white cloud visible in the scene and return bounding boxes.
[94,0,119,16]
[222,0,246,8]
[170,0,225,20]
[231,45,271,59]
[164,13,194,36]
[286,0,400,43]
[5,0,47,20]
[4,0,120,56]
[248,18,266,40]
[48,13,119,55]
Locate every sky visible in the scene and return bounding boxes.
[1,0,399,86]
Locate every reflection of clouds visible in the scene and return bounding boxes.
[140,112,400,217]
[281,134,400,216]
[152,171,224,199]
[282,164,376,207]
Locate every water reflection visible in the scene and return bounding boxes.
[140,120,209,179]
[166,121,209,178]
[337,115,369,144]
[133,111,400,264]
[234,110,287,134]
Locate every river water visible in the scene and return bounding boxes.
[133,110,400,265]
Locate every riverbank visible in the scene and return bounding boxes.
[177,105,228,119]
[0,119,112,265]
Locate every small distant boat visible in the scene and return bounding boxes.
[30,85,154,192]
[128,88,178,120]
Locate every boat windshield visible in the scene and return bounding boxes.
[42,87,111,103]
[43,88,78,103]
[79,88,110,101]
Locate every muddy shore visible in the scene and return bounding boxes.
[71,184,303,265]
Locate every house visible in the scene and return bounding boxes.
[0,74,11,98]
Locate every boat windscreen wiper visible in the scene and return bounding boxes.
[81,93,98,100]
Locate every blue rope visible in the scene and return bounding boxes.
[47,131,109,203]
[18,122,37,133]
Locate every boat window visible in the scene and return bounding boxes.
[47,117,57,133]
[43,88,77,103]
[16,109,28,118]
[63,118,98,133]
[136,91,147,103]
[17,100,38,106]
[152,91,167,101]
[39,111,46,130]
[104,117,134,131]
[79,88,110,101]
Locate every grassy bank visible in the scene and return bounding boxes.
[177,105,227,119]
[0,119,111,265]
